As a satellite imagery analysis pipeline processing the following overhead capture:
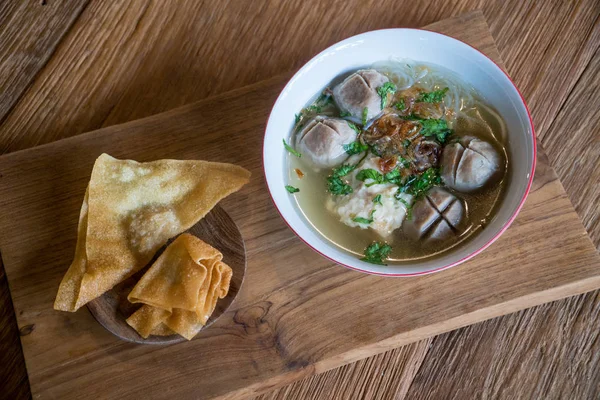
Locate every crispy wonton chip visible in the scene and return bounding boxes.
[54,154,249,312]
[150,323,177,336]
[126,234,232,340]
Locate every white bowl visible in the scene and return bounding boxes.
[263,29,535,276]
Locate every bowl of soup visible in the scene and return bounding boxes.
[263,29,535,276]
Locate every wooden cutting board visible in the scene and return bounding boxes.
[0,11,598,400]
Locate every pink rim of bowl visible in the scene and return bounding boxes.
[263,28,536,277]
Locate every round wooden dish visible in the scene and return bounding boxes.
[87,205,246,344]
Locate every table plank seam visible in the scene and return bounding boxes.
[402,24,600,399]
[0,0,91,130]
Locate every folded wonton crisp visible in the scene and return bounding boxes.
[54,154,249,312]
[126,233,232,340]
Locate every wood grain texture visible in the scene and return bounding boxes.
[485,0,600,140]
[0,1,599,399]
[541,47,600,249]
[0,257,30,400]
[87,205,246,345]
[0,0,481,153]
[259,3,600,397]
[0,2,90,397]
[0,15,599,397]
[0,0,89,125]
[400,43,600,400]
[255,338,433,400]
[260,4,600,397]
[405,292,600,400]
[1,0,598,156]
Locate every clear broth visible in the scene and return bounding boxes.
[287,64,509,263]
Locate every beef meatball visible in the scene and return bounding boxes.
[333,69,389,122]
[403,187,466,241]
[441,136,503,193]
[295,116,357,168]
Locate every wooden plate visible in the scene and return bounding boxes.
[86,205,246,344]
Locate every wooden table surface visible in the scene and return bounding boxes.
[0,1,598,399]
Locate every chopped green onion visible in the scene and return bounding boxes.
[346,121,361,135]
[283,139,301,157]
[376,82,397,108]
[394,99,406,111]
[397,197,413,219]
[344,140,369,155]
[353,210,375,225]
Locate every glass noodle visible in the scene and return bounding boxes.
[372,58,476,119]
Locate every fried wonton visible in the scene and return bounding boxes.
[54,154,249,312]
[126,233,232,340]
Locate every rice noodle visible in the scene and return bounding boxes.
[476,101,508,141]
[371,57,476,117]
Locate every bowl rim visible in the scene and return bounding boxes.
[263,27,536,277]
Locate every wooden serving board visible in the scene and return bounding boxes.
[0,12,598,400]
[86,205,246,345]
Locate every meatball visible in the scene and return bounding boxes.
[295,116,357,168]
[441,136,503,193]
[333,69,389,122]
[403,187,466,241]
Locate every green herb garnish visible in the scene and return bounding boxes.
[346,121,361,135]
[357,167,407,186]
[373,194,382,205]
[399,114,452,144]
[305,92,333,114]
[419,118,452,144]
[294,90,334,126]
[398,167,442,198]
[383,168,402,185]
[362,107,368,125]
[332,164,356,177]
[327,177,352,195]
[376,82,397,108]
[400,113,425,121]
[340,110,352,117]
[283,139,301,157]
[417,87,449,103]
[361,241,392,265]
[370,146,382,157]
[394,99,406,111]
[327,164,357,195]
[315,92,333,106]
[353,210,375,225]
[396,196,413,219]
[356,168,384,186]
[285,185,300,193]
[402,139,411,148]
[353,216,372,224]
[344,140,369,155]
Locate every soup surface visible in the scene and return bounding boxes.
[285,60,508,265]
